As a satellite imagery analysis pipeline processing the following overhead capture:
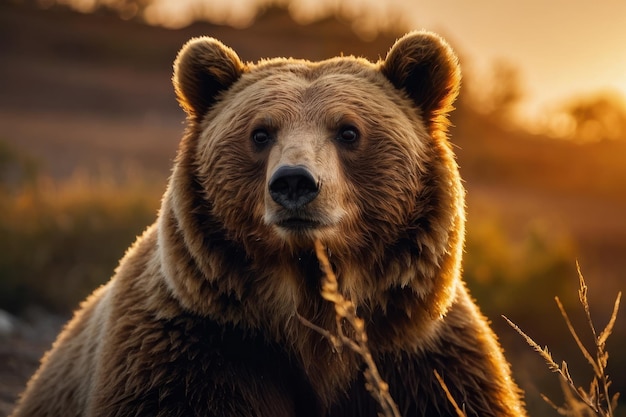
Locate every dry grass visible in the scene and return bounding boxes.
[504,263,621,417]
[0,171,161,313]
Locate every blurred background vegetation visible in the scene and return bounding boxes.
[1,1,625,416]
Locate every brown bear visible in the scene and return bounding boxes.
[11,31,527,417]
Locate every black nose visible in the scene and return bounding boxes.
[269,165,319,209]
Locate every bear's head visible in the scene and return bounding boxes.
[161,32,464,341]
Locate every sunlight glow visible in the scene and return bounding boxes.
[141,0,410,36]
[52,0,98,13]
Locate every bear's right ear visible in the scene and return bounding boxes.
[173,37,246,120]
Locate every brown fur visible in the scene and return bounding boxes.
[11,31,527,417]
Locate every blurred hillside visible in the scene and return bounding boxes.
[0,2,401,180]
[0,2,625,416]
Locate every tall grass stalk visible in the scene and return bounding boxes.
[297,240,401,417]
[433,370,467,417]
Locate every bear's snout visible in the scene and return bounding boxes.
[268,165,319,210]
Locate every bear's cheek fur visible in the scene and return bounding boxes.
[195,126,270,245]
[334,127,431,250]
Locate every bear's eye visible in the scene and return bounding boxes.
[336,126,360,145]
[251,129,271,146]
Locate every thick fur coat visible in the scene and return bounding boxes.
[11,32,527,417]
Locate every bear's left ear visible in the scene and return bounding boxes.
[173,37,246,121]
[381,31,461,130]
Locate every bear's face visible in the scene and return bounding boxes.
[168,32,464,317]
[196,65,432,254]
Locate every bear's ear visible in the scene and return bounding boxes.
[173,37,246,120]
[381,31,460,130]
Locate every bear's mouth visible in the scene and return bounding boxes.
[265,207,340,235]
[278,217,320,230]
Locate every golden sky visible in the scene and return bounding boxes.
[402,0,626,119]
